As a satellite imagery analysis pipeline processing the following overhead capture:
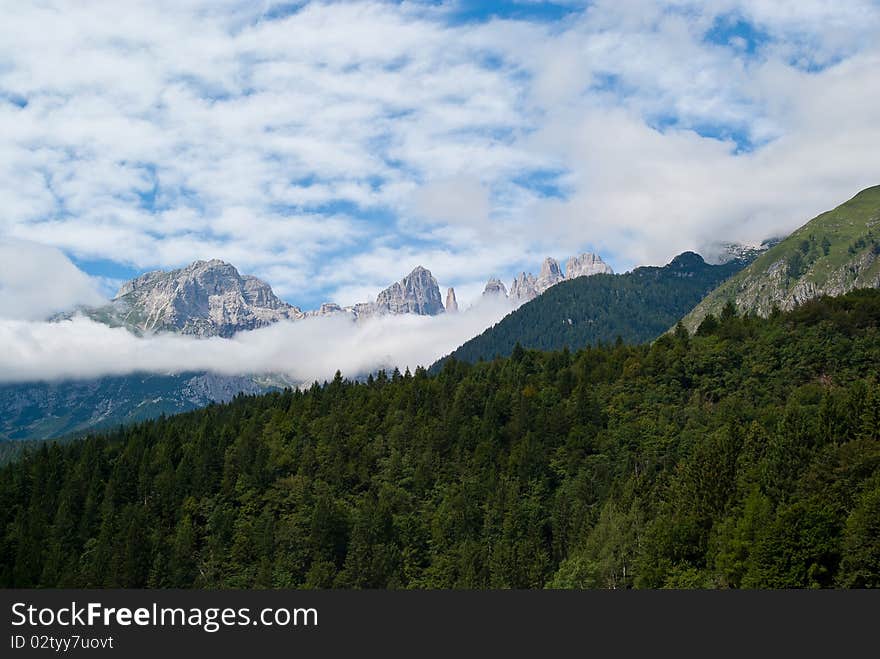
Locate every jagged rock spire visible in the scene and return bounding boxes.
[446,287,459,312]
[483,277,508,298]
[510,272,538,303]
[535,257,564,293]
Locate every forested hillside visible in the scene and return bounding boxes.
[433,252,746,370]
[2,290,879,589]
[0,372,274,443]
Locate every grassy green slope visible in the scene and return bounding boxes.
[683,185,880,331]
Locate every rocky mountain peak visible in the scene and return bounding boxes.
[509,272,538,303]
[318,302,344,315]
[482,252,613,305]
[536,257,564,293]
[374,266,445,315]
[94,259,302,337]
[483,277,508,298]
[565,253,613,279]
[540,257,562,279]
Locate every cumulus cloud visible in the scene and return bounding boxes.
[409,175,491,227]
[0,240,106,320]
[0,0,879,311]
[0,298,515,384]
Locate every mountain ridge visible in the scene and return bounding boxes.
[58,259,304,338]
[433,251,751,370]
[490,252,613,303]
[59,261,451,336]
[682,185,880,331]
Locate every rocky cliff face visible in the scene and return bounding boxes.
[374,266,445,315]
[483,277,508,298]
[305,302,353,319]
[483,252,612,305]
[565,253,613,279]
[72,259,303,337]
[536,257,565,293]
[317,302,344,315]
[683,185,880,331]
[509,272,539,303]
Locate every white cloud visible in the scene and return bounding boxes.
[0,0,878,310]
[0,240,106,320]
[409,175,491,227]
[0,298,515,383]
[525,49,880,267]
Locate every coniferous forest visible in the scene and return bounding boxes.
[2,290,879,589]
[434,252,748,369]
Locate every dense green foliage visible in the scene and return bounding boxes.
[433,252,747,370]
[2,290,879,589]
[0,438,63,468]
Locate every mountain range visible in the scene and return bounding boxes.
[59,251,613,338]
[61,259,304,337]
[483,253,613,303]
[433,251,753,369]
[4,252,609,442]
[7,185,880,446]
[58,260,447,338]
[8,262,451,442]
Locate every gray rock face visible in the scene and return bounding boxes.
[482,252,612,305]
[317,302,343,315]
[704,248,879,320]
[306,302,352,319]
[509,272,539,303]
[97,259,303,337]
[272,266,447,321]
[446,287,459,313]
[535,257,564,293]
[565,253,613,279]
[374,266,445,315]
[483,277,508,298]
[351,302,377,318]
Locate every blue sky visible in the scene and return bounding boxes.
[2,0,880,311]
[443,1,586,24]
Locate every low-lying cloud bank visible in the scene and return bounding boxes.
[0,299,514,384]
